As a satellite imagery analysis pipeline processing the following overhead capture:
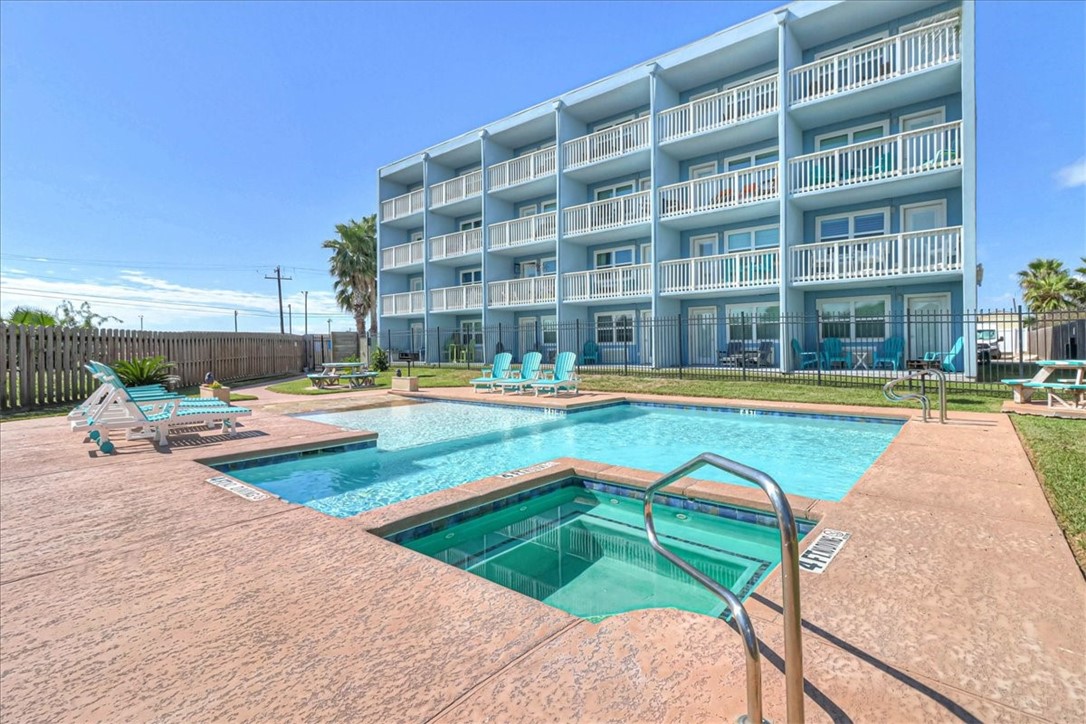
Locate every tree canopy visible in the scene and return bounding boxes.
[1017,258,1086,312]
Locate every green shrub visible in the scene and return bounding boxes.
[342,354,360,363]
[370,347,389,372]
[113,356,175,387]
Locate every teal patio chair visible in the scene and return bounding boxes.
[873,336,904,371]
[927,337,964,373]
[582,341,600,364]
[496,351,542,394]
[532,352,580,397]
[469,352,512,393]
[821,338,848,369]
[790,339,818,370]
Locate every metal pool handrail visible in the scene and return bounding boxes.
[883,368,948,423]
[643,452,804,724]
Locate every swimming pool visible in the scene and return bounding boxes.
[214,400,901,517]
[389,477,812,622]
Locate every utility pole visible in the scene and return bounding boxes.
[139,315,144,331]
[303,291,309,336]
[327,318,332,336]
[234,310,238,333]
[265,266,292,334]
[288,304,293,335]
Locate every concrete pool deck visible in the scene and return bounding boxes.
[0,388,1083,722]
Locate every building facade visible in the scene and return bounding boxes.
[376,0,976,373]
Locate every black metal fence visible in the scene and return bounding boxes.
[376,308,1085,396]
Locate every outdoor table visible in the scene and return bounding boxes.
[852,350,870,370]
[1013,360,1085,403]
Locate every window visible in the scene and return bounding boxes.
[692,233,718,257]
[689,162,718,180]
[900,108,946,132]
[410,230,424,242]
[541,315,557,345]
[725,225,780,252]
[726,148,779,171]
[901,200,947,232]
[814,32,889,60]
[460,268,482,285]
[726,303,779,342]
[816,122,889,150]
[640,243,652,264]
[596,312,634,344]
[541,256,557,275]
[518,204,537,218]
[816,209,889,242]
[595,246,635,268]
[409,277,424,292]
[594,181,636,201]
[817,296,889,340]
[541,200,558,212]
[638,177,652,191]
[689,87,720,102]
[460,320,483,346]
[459,217,482,231]
[520,261,539,278]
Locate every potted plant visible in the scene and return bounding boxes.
[200,380,231,404]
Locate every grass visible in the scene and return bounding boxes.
[264,368,476,396]
[1011,415,1086,573]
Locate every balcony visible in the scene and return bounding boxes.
[788,122,961,207]
[489,212,557,255]
[380,240,425,271]
[381,291,425,317]
[658,76,779,157]
[658,165,778,229]
[429,228,483,263]
[380,189,425,226]
[790,226,963,286]
[430,170,483,214]
[487,146,556,200]
[659,249,780,296]
[430,284,483,312]
[488,276,557,309]
[563,117,650,182]
[563,264,652,303]
[563,191,651,243]
[789,18,962,127]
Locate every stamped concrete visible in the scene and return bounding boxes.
[1,386,1083,722]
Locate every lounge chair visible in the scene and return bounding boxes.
[873,336,904,371]
[532,352,580,397]
[496,351,542,395]
[71,361,229,422]
[470,352,512,393]
[756,341,775,367]
[790,338,819,369]
[718,341,747,367]
[924,337,964,373]
[582,341,600,365]
[821,338,848,369]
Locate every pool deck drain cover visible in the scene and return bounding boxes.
[206,475,269,501]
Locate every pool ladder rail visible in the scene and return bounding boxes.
[882,368,948,423]
[643,453,804,724]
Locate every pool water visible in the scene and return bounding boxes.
[216,401,901,517]
[394,481,799,622]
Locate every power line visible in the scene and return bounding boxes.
[0,253,332,276]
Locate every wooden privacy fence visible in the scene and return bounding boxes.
[0,325,308,411]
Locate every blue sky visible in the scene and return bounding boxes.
[1,0,1083,332]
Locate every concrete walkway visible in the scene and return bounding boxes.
[0,391,1082,722]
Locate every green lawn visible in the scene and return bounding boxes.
[264,368,477,395]
[1011,415,1086,572]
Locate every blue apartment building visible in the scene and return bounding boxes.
[376,0,976,374]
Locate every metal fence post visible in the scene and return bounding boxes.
[677,314,684,380]
[815,312,822,386]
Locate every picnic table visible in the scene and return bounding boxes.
[1003,360,1086,406]
[308,362,379,389]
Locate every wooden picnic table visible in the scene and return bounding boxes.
[309,362,377,389]
[1007,360,1085,403]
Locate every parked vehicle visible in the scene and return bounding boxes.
[977,329,1003,363]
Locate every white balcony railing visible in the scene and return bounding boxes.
[489,212,557,251]
[381,240,425,270]
[788,121,961,194]
[430,284,483,312]
[659,249,780,294]
[380,189,425,222]
[430,228,483,261]
[659,165,778,220]
[564,116,650,170]
[488,276,557,308]
[790,17,961,105]
[564,191,651,237]
[658,76,779,143]
[563,264,653,302]
[790,226,963,284]
[381,291,425,316]
[488,146,557,191]
[430,170,483,208]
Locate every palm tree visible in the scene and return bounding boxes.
[1071,257,1086,309]
[5,306,58,326]
[1017,258,1075,312]
[322,215,377,335]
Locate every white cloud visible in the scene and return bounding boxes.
[1055,157,1086,188]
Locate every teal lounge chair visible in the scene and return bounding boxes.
[873,336,904,371]
[532,352,579,397]
[936,337,964,373]
[470,352,512,393]
[496,352,542,394]
[821,338,848,369]
[790,338,818,370]
[582,341,600,364]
